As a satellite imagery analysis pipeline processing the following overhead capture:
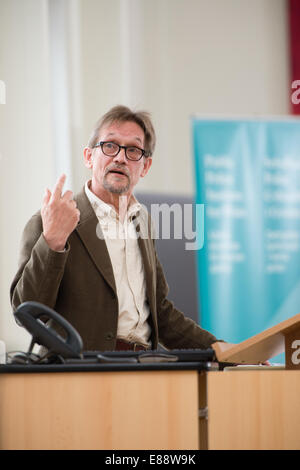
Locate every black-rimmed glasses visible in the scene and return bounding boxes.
[94,141,149,161]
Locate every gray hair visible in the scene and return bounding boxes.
[87,105,156,157]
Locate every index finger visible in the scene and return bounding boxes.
[50,174,66,202]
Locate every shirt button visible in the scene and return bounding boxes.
[105,332,114,341]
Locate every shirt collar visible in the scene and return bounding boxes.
[84,180,141,221]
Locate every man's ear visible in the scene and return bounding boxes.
[141,157,152,177]
[83,147,93,169]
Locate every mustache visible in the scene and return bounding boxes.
[104,164,130,177]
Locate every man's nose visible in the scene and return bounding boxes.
[113,147,127,163]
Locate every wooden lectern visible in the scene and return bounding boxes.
[212,312,300,369]
[1,314,300,450]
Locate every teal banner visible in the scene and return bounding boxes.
[192,118,300,353]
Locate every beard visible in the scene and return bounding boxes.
[103,164,130,194]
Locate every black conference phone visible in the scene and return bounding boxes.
[14,301,83,361]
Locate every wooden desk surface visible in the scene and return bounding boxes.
[2,366,298,450]
[0,369,200,450]
[207,369,300,450]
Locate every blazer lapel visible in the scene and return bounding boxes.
[74,189,116,294]
[138,235,153,294]
[136,210,158,327]
[74,189,155,308]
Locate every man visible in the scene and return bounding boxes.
[10,105,221,352]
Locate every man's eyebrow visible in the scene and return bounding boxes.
[105,132,143,145]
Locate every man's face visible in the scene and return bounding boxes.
[84,120,152,201]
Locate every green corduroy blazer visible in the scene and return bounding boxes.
[10,188,218,351]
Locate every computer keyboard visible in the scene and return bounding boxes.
[83,348,215,363]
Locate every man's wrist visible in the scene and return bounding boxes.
[42,233,66,252]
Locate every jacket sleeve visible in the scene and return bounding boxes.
[10,213,70,312]
[155,251,219,350]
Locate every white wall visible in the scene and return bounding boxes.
[78,0,290,194]
[0,0,54,350]
[0,0,290,350]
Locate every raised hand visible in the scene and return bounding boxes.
[41,174,80,251]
